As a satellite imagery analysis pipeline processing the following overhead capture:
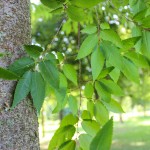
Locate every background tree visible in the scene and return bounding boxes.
[0,0,39,149]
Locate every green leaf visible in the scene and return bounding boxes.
[77,34,98,59]
[62,64,77,85]
[57,52,64,63]
[94,101,109,125]
[79,134,92,150]
[87,101,94,118]
[84,83,94,99]
[121,36,141,52]
[122,57,139,83]
[53,73,68,113]
[101,41,123,70]
[0,67,20,80]
[60,114,78,127]
[97,66,114,79]
[91,46,105,81]
[41,0,65,9]
[8,57,34,76]
[59,140,76,150]
[112,0,128,8]
[129,0,146,15]
[100,23,110,30]
[67,5,86,22]
[31,71,45,114]
[69,0,103,8]
[124,51,149,68]
[68,95,78,115]
[141,15,150,28]
[95,81,111,102]
[103,99,124,113]
[24,45,43,59]
[141,31,150,60]
[101,29,123,48]
[82,120,100,137]
[11,71,32,108]
[109,68,120,83]
[48,125,75,150]
[81,110,92,120]
[81,25,97,34]
[100,79,124,96]
[39,60,59,89]
[90,118,113,150]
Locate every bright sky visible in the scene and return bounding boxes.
[30,0,40,5]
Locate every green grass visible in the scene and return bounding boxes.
[111,116,150,150]
[40,116,150,150]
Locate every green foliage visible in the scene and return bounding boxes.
[81,25,97,34]
[62,64,77,85]
[90,118,113,150]
[8,57,35,76]
[4,0,150,149]
[103,99,124,113]
[84,83,94,99]
[59,140,76,150]
[0,67,20,80]
[81,120,100,137]
[69,0,104,8]
[67,5,86,22]
[79,134,92,150]
[94,101,109,125]
[24,45,43,59]
[101,29,123,48]
[48,125,75,150]
[95,81,111,102]
[12,71,32,108]
[91,46,105,81]
[39,60,59,89]
[31,71,45,114]
[68,95,78,115]
[41,0,65,9]
[77,34,98,59]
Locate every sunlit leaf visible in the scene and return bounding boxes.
[67,5,86,22]
[82,120,100,137]
[103,99,124,113]
[68,95,78,115]
[81,25,97,34]
[90,118,113,150]
[84,83,94,99]
[91,46,105,81]
[94,101,109,125]
[48,125,75,150]
[77,34,98,59]
[79,134,92,150]
[62,64,77,85]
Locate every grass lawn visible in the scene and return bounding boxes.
[111,116,150,150]
[40,116,150,150]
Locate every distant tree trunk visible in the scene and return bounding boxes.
[0,1,39,149]
[119,114,124,123]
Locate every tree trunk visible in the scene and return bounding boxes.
[0,1,39,149]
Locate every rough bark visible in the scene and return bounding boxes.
[0,0,40,149]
